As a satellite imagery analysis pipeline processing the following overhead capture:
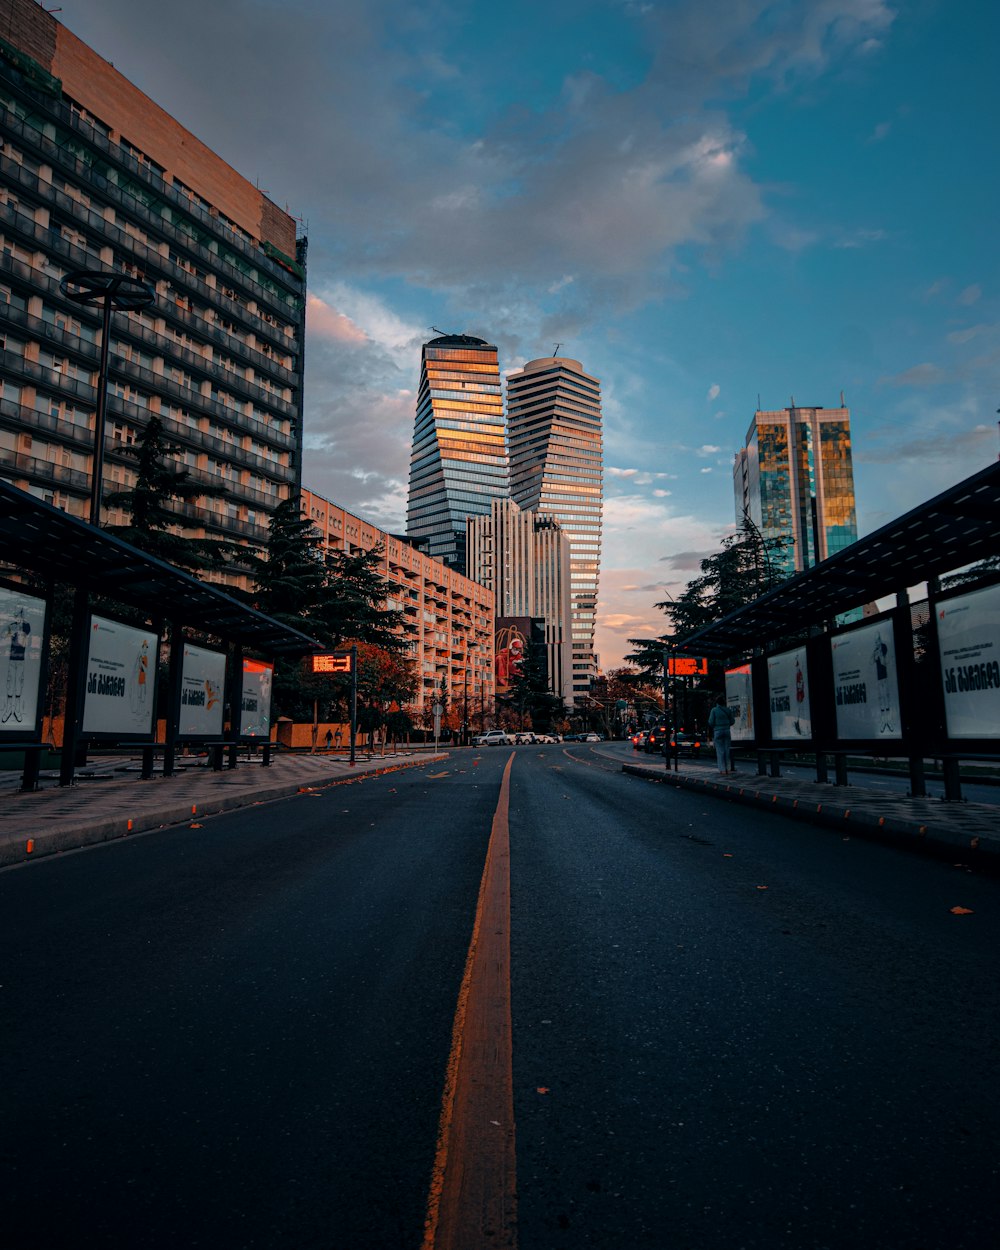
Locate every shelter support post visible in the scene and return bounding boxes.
[227,643,243,769]
[59,585,90,787]
[942,758,963,802]
[163,621,183,778]
[815,752,829,784]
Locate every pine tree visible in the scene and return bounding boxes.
[103,415,244,574]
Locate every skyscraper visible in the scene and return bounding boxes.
[506,355,603,702]
[733,404,858,575]
[405,333,507,573]
[466,498,574,706]
[0,1,306,591]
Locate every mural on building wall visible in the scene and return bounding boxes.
[495,617,529,696]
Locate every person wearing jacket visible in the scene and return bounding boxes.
[707,695,736,774]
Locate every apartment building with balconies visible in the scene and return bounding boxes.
[301,488,495,719]
[0,0,306,589]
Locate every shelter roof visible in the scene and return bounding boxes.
[678,460,1000,659]
[0,479,321,655]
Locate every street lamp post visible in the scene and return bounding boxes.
[56,271,155,789]
[59,271,155,526]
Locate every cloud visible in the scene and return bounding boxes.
[878,363,946,388]
[866,119,892,143]
[833,227,887,249]
[306,295,367,345]
[652,489,672,497]
[707,383,720,401]
[698,444,721,455]
[958,284,983,306]
[606,466,640,478]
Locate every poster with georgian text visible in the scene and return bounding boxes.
[178,644,226,738]
[82,615,158,737]
[767,647,811,741]
[937,583,1000,739]
[725,664,755,742]
[831,621,902,740]
[239,658,273,737]
[0,585,46,735]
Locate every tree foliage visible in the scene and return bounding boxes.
[627,516,789,677]
[103,416,244,573]
[251,498,415,721]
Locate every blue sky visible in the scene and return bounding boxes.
[60,0,1000,668]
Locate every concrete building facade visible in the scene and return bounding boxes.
[0,1,306,590]
[466,498,574,707]
[506,355,603,702]
[302,487,495,720]
[733,404,858,575]
[405,333,507,575]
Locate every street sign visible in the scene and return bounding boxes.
[312,652,353,674]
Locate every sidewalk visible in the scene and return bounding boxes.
[0,748,447,868]
[623,757,1000,867]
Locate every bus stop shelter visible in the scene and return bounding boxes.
[0,479,320,787]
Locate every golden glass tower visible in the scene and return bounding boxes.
[406,334,507,573]
[506,355,603,702]
[733,404,858,575]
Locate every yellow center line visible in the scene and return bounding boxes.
[422,751,517,1250]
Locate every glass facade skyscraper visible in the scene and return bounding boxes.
[506,356,603,702]
[406,333,507,573]
[733,405,858,575]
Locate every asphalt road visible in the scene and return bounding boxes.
[3,744,998,1249]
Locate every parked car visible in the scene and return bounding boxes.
[472,729,511,746]
[579,732,601,742]
[644,725,670,753]
[668,730,702,758]
[512,731,537,745]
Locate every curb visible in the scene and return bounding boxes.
[2,755,439,868]
[622,763,1000,867]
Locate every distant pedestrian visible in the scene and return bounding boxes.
[708,695,736,775]
[325,729,333,750]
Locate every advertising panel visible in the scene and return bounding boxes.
[495,617,531,696]
[767,646,811,740]
[937,583,1000,739]
[178,644,226,738]
[725,664,755,742]
[0,585,47,735]
[240,658,273,738]
[82,615,158,737]
[830,621,901,740]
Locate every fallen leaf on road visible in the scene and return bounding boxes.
[536,1087,550,1094]
[756,885,768,890]
[723,853,733,858]
[950,906,974,915]
[189,822,202,828]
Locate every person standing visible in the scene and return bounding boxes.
[708,695,736,775]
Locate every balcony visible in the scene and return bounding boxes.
[0,445,90,493]
[1,147,301,360]
[0,104,304,318]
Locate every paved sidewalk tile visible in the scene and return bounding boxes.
[0,749,448,867]
[623,759,1000,866]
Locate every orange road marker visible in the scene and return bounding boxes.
[423,754,517,1250]
[25,839,33,854]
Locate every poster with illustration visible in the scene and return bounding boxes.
[937,583,1000,739]
[0,585,47,735]
[178,644,226,738]
[725,664,755,742]
[830,621,901,740]
[82,615,158,737]
[239,658,273,738]
[767,647,811,740]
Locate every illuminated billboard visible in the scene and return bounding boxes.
[830,621,901,740]
[725,664,754,742]
[0,584,46,736]
[240,659,273,737]
[767,646,811,741]
[937,583,1000,739]
[82,615,158,737]
[178,644,226,739]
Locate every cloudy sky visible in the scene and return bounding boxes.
[60,0,1000,667]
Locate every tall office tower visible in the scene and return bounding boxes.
[0,1,306,590]
[506,355,603,703]
[406,333,506,574]
[733,403,858,576]
[467,498,574,706]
